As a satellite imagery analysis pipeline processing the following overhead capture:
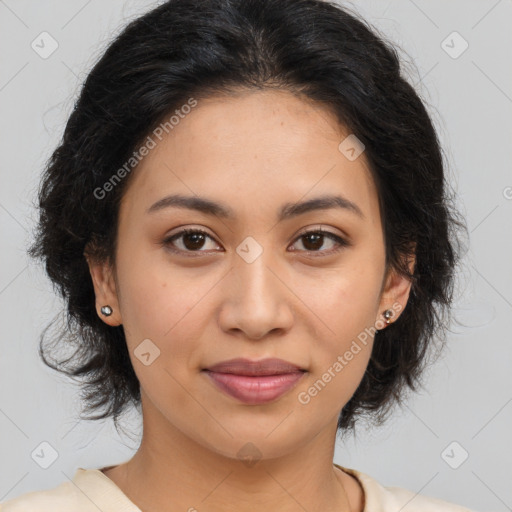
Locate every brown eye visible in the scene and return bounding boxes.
[301,232,325,251]
[162,227,350,257]
[290,229,350,255]
[163,229,221,254]
[181,231,207,250]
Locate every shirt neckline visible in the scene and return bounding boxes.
[74,466,142,511]
[74,463,371,512]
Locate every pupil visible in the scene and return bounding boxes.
[184,233,205,250]
[304,233,323,250]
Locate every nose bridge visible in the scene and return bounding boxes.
[234,242,280,308]
[219,240,294,338]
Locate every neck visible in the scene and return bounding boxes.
[104,395,363,512]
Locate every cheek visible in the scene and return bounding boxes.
[114,244,202,346]
[291,260,382,406]
[296,299,375,417]
[114,261,210,410]
[292,257,383,341]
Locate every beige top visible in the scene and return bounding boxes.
[0,463,476,511]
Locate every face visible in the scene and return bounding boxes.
[88,89,413,460]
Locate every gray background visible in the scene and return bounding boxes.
[0,1,511,510]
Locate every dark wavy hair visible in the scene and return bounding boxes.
[28,0,467,436]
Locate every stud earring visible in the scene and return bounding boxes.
[383,308,394,324]
[100,305,113,316]
[376,308,395,334]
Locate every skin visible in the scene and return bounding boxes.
[86,89,415,512]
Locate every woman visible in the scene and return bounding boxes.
[2,0,474,510]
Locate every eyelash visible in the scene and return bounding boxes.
[162,227,350,257]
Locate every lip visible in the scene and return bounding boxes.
[204,357,305,375]
[202,358,307,404]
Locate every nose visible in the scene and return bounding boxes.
[217,252,295,341]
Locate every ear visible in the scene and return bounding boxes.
[376,246,416,327]
[84,248,123,327]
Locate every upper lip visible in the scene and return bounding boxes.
[204,358,305,376]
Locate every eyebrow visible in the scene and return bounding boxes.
[147,193,365,221]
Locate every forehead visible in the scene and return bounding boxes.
[120,89,379,227]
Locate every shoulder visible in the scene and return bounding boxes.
[0,480,90,512]
[0,467,124,512]
[337,465,477,512]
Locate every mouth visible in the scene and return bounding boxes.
[203,357,306,375]
[202,357,307,404]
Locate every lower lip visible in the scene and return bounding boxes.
[203,370,305,404]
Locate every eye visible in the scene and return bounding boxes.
[289,227,350,256]
[162,227,350,257]
[162,228,222,256]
